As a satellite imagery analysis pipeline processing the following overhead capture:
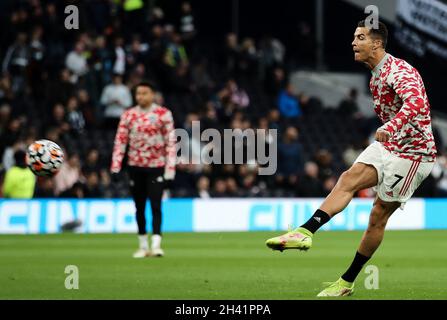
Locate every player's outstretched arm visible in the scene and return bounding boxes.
[110,112,130,174]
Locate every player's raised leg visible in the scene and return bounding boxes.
[265,162,378,251]
[317,197,399,297]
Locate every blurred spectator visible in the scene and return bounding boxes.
[84,172,103,198]
[122,0,145,37]
[0,104,12,136]
[100,74,132,129]
[99,169,113,198]
[300,94,324,115]
[264,67,287,97]
[83,149,101,175]
[29,25,46,97]
[86,0,112,34]
[343,139,368,168]
[45,69,76,107]
[2,137,33,171]
[191,59,215,95]
[147,24,167,69]
[432,155,447,196]
[195,175,211,198]
[65,41,88,82]
[112,36,126,76]
[226,177,240,197]
[179,1,196,55]
[60,181,85,198]
[91,35,114,86]
[259,35,285,79]
[0,75,14,103]
[200,101,220,131]
[267,109,281,132]
[2,150,36,198]
[172,163,199,194]
[338,88,360,117]
[277,126,304,182]
[211,178,227,197]
[0,118,25,157]
[2,32,30,93]
[277,83,302,119]
[297,161,324,197]
[164,34,189,78]
[126,36,149,74]
[241,173,260,197]
[148,7,165,28]
[126,62,146,89]
[237,38,258,82]
[53,153,82,196]
[47,103,70,134]
[77,89,96,127]
[432,123,444,155]
[322,176,337,196]
[170,61,193,93]
[222,33,239,76]
[43,127,64,150]
[34,178,56,198]
[295,21,316,67]
[66,96,86,134]
[315,149,335,182]
[218,79,249,109]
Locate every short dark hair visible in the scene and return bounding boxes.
[358,20,388,49]
[136,80,157,91]
[14,149,27,168]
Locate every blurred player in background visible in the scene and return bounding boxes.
[266,20,437,296]
[111,82,176,258]
[2,150,36,199]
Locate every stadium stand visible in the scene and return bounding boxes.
[0,0,445,199]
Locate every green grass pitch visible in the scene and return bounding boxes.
[1,230,447,299]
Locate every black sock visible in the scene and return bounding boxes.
[300,209,331,234]
[341,251,371,283]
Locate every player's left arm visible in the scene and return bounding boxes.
[377,67,425,141]
[162,109,176,181]
[110,111,130,174]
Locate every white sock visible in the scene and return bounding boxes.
[151,234,162,250]
[138,235,148,250]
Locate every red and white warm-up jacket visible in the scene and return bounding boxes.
[370,53,437,162]
[110,103,176,179]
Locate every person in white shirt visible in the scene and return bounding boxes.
[100,74,132,129]
[65,41,88,83]
[113,37,126,76]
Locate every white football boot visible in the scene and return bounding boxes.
[132,248,150,258]
[133,235,150,258]
[151,234,164,257]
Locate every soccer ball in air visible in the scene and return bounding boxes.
[26,139,64,177]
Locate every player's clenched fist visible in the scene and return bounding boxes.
[375,129,391,142]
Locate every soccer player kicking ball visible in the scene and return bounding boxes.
[266,20,437,297]
[111,81,176,258]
